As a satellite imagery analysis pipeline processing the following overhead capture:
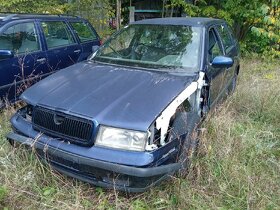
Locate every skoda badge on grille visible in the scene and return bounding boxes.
[54,114,65,125]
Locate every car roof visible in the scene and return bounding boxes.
[132,17,224,27]
[0,13,83,23]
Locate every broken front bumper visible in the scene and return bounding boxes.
[6,131,181,192]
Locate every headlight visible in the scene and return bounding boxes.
[95,126,147,151]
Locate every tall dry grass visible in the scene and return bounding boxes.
[0,59,279,209]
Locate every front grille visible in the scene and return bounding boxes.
[32,106,94,146]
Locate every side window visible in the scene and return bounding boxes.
[0,22,39,54]
[216,24,234,54]
[208,28,223,62]
[71,22,97,42]
[41,21,76,49]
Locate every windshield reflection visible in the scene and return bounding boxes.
[94,24,202,72]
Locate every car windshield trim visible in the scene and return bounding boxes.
[93,24,202,73]
[91,60,199,77]
[94,55,199,73]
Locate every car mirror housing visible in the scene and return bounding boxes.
[0,50,14,60]
[212,56,234,68]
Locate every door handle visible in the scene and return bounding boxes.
[36,58,46,63]
[74,49,81,53]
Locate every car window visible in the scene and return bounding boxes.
[216,24,234,54]
[208,28,223,63]
[71,22,97,42]
[41,21,76,49]
[95,24,202,71]
[0,22,39,54]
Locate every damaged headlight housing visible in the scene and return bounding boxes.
[19,104,33,122]
[95,126,147,151]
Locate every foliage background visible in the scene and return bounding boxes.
[168,0,280,57]
[0,0,279,57]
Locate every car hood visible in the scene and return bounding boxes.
[21,61,198,131]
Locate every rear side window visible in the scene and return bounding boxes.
[216,24,234,54]
[41,21,76,49]
[0,22,39,54]
[71,22,97,42]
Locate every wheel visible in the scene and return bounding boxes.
[170,112,201,177]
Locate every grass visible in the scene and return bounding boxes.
[0,59,279,209]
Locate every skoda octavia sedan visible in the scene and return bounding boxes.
[7,17,240,192]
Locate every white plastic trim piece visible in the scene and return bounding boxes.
[197,71,206,90]
[155,72,205,146]
[196,71,206,114]
[145,143,158,151]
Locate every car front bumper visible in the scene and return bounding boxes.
[7,131,181,192]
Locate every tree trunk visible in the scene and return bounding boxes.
[162,0,166,17]
[233,21,252,41]
[116,0,121,30]
[170,5,174,17]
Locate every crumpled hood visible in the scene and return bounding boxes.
[21,61,197,131]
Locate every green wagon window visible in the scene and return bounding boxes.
[71,22,97,43]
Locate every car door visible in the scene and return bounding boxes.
[0,20,48,103]
[40,20,82,72]
[215,24,238,90]
[206,27,227,107]
[69,21,100,61]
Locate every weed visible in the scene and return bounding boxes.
[0,186,8,202]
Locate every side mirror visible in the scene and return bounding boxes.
[0,50,14,60]
[92,45,100,53]
[212,56,233,68]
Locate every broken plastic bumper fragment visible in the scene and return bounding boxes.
[6,132,181,192]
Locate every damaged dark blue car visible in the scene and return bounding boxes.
[7,17,240,192]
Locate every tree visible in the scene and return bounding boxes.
[69,0,114,38]
[116,0,121,30]
[165,0,280,56]
[0,0,68,13]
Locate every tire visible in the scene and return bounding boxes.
[170,112,201,177]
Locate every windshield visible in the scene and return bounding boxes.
[94,24,202,72]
